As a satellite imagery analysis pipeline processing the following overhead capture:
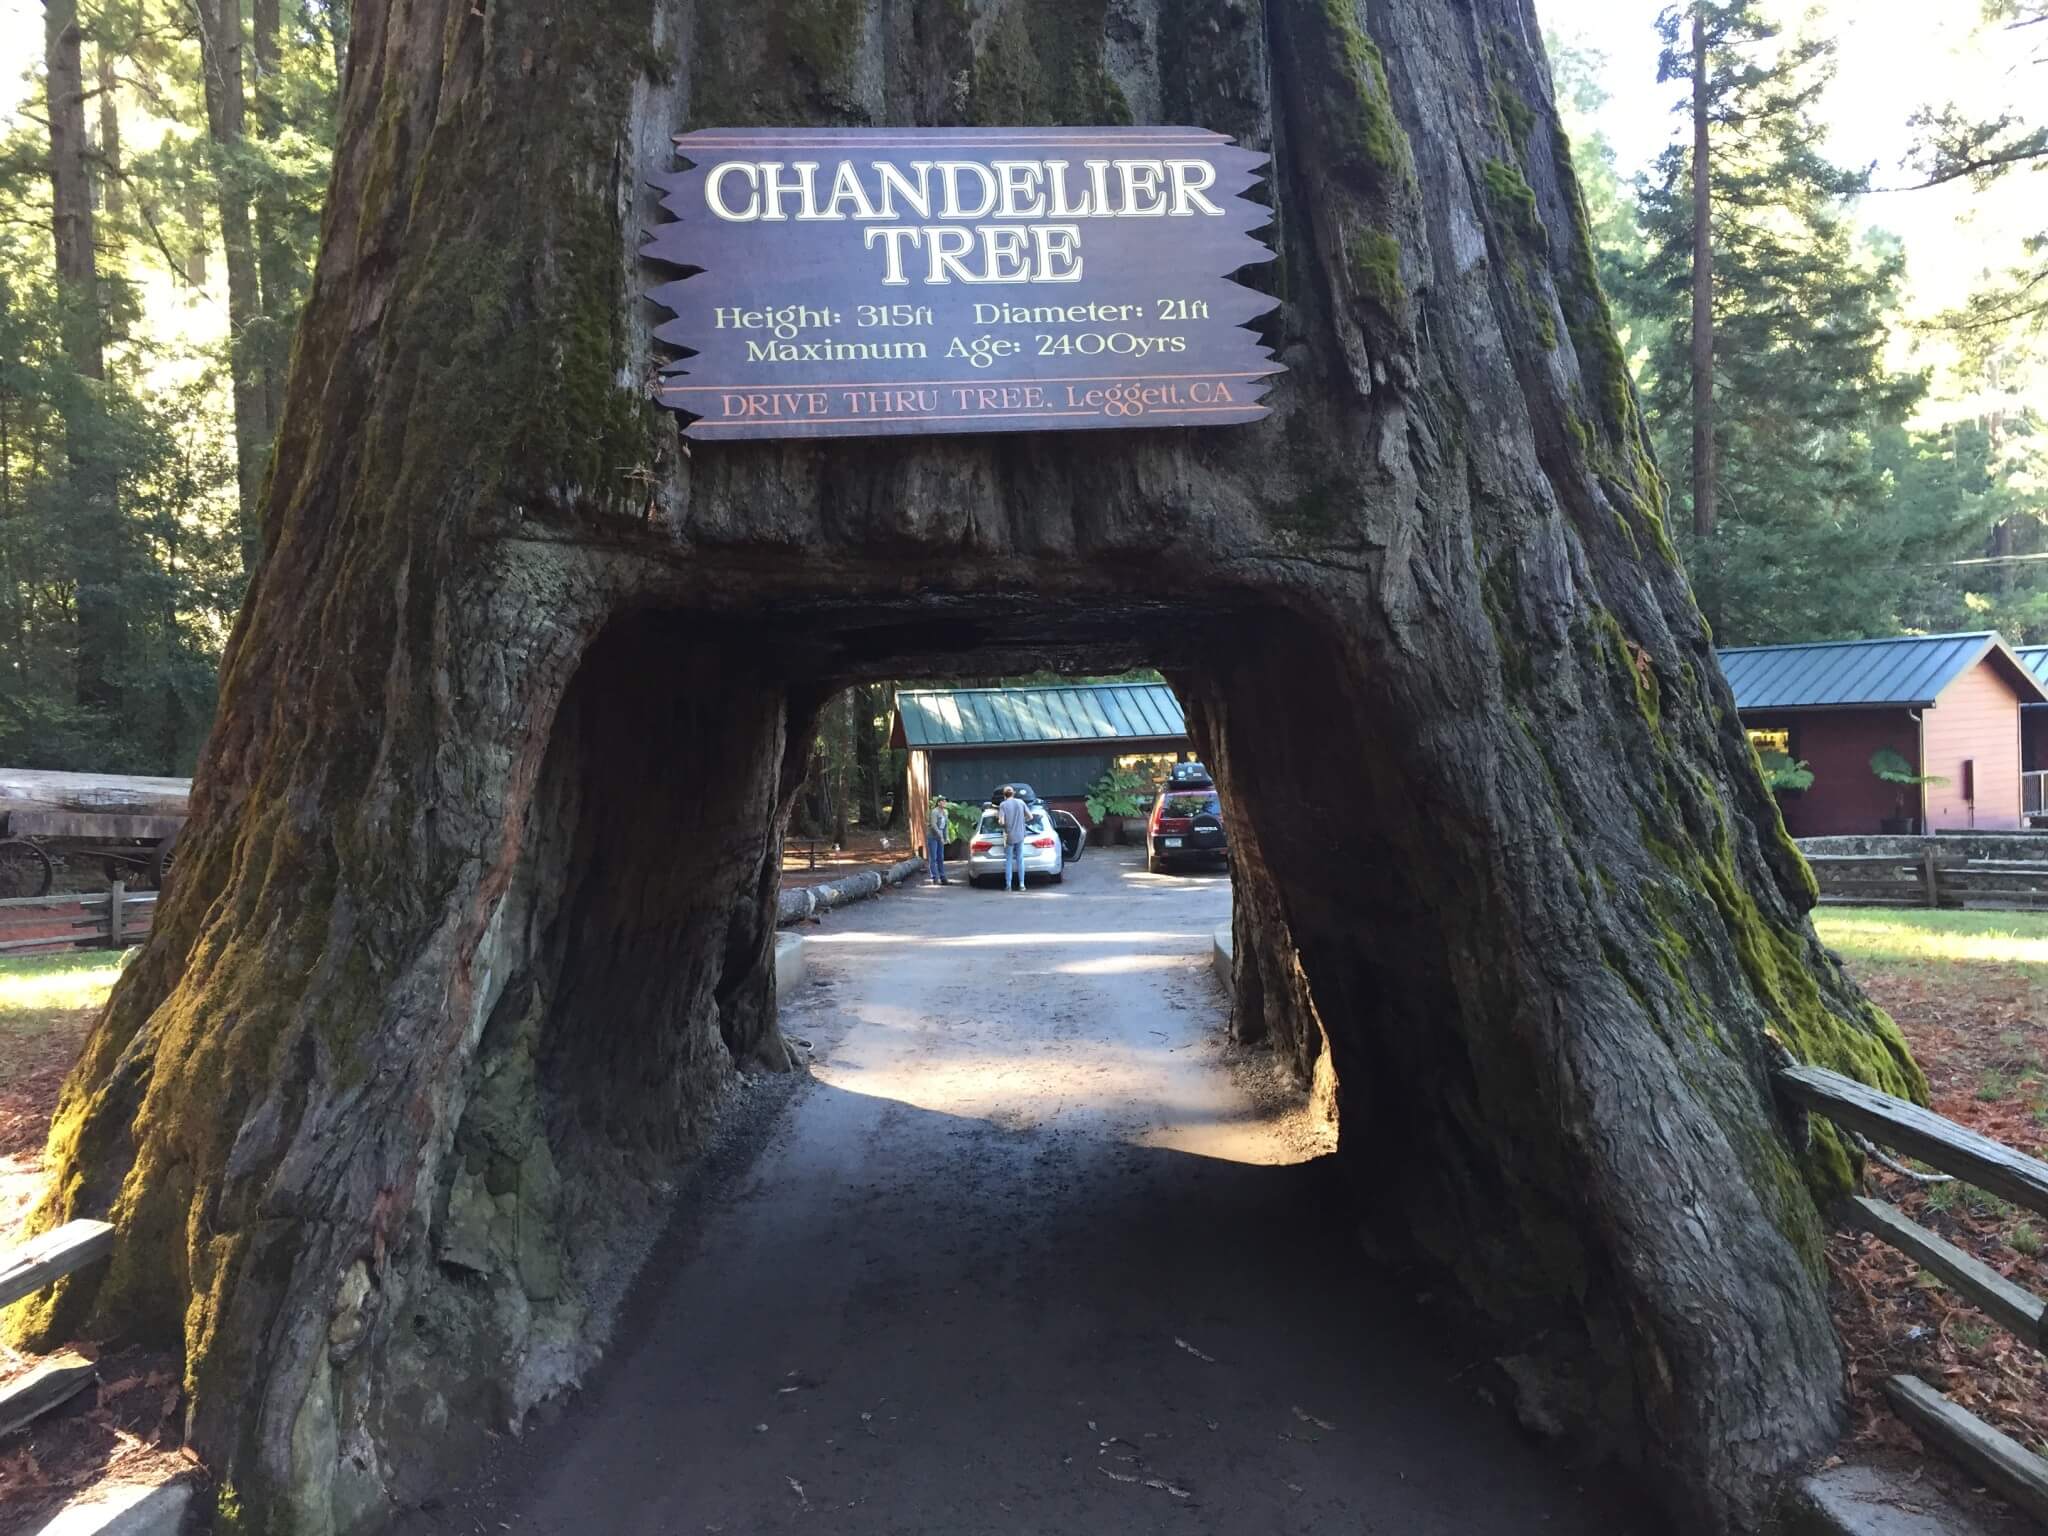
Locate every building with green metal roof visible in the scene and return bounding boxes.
[891,683,1194,842]
[1720,632,2047,835]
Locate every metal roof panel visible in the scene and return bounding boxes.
[893,684,1190,748]
[1719,632,2010,710]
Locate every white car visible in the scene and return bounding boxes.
[965,806,1066,887]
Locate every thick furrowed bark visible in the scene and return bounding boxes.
[9,1,1923,1531]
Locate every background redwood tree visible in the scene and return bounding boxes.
[12,1,1921,1531]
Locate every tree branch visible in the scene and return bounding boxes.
[1896,140,2048,191]
[80,148,203,288]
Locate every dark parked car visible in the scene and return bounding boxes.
[1147,782,1227,873]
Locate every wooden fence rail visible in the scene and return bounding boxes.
[1777,1063,2048,1522]
[0,882,155,955]
[0,1220,116,1441]
[0,1220,115,1311]
[1805,851,2048,910]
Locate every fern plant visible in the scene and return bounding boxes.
[1757,750,1814,793]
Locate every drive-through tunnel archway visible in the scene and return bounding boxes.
[9,0,1926,1532]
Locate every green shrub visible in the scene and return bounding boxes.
[1085,766,1148,823]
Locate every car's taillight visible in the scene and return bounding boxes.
[1029,836,1056,848]
[970,840,996,854]
[1156,817,1192,833]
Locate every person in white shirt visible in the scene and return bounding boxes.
[997,786,1030,892]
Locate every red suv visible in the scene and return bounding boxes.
[1146,764,1228,874]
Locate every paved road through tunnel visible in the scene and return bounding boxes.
[404,847,1652,1534]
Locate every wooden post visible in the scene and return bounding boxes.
[107,879,124,948]
[1922,846,1939,909]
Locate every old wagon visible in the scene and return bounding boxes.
[0,768,190,897]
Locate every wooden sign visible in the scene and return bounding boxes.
[644,127,1281,440]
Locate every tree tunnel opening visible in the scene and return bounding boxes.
[397,580,1677,1514]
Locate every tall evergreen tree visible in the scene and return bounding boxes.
[44,0,132,718]
[1634,3,1925,643]
[0,0,338,771]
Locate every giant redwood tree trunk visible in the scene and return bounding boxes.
[12,1,1926,1530]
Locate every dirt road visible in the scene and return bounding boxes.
[421,848,1650,1534]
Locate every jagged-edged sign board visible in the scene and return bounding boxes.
[645,127,1281,440]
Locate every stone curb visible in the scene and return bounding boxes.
[1771,1463,1997,1536]
[34,1477,194,1536]
[775,855,926,927]
[1211,925,1232,991]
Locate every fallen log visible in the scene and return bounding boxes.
[0,768,191,821]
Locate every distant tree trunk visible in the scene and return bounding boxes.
[45,0,97,382]
[854,683,884,828]
[834,692,853,843]
[1690,4,1716,541]
[252,0,292,437]
[19,3,1921,1533]
[182,184,208,285]
[328,3,349,93]
[44,0,123,716]
[884,740,905,830]
[1988,404,2012,594]
[95,47,120,217]
[194,0,272,572]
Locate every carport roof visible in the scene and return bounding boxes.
[892,684,1188,749]
[1720,631,2048,711]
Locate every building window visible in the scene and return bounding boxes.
[1747,728,1791,757]
[1115,751,1181,780]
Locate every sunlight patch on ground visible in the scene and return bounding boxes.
[805,930,1202,949]
[815,1060,1312,1165]
[0,954,118,1093]
[1814,909,2048,974]
[1054,953,1188,976]
[811,1016,1314,1166]
[0,958,121,1019]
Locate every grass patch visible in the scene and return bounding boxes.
[1966,1187,2014,1219]
[0,950,120,1009]
[1812,908,2048,975]
[0,953,118,1091]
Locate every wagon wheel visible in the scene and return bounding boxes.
[149,829,179,892]
[0,838,53,898]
